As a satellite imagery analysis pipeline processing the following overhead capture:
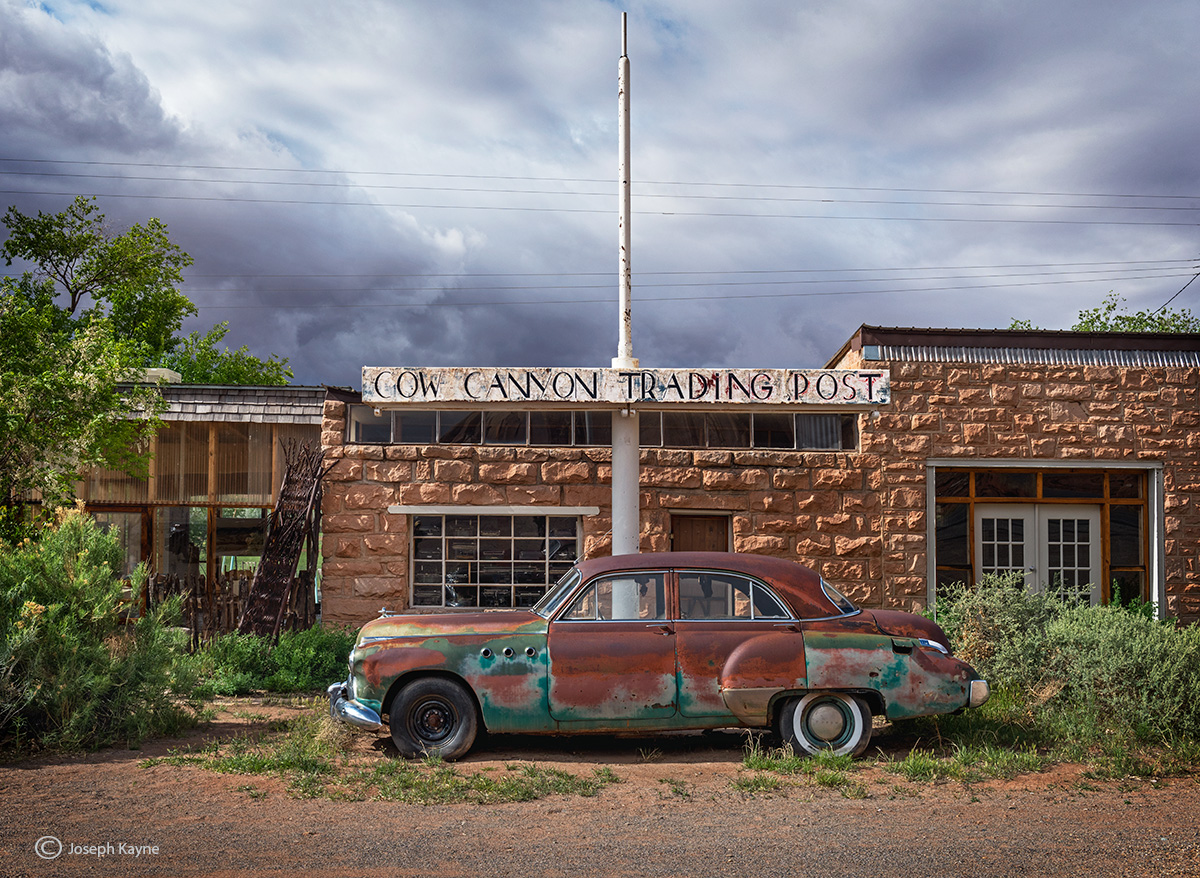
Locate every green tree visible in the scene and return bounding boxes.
[156,322,293,385]
[1072,291,1200,333]
[0,197,292,537]
[1010,291,1200,333]
[0,279,160,535]
[2,197,195,360]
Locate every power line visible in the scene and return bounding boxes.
[3,169,1198,213]
[4,156,1200,201]
[178,258,1198,279]
[1,188,1195,226]
[179,272,1199,311]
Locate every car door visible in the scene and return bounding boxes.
[673,569,805,719]
[546,571,678,722]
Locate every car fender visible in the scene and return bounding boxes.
[718,631,807,724]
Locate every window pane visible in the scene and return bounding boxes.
[935,471,970,497]
[975,471,1036,498]
[446,515,478,537]
[840,415,858,450]
[413,515,442,537]
[395,411,436,444]
[479,516,512,537]
[751,585,789,619]
[662,412,706,447]
[935,503,969,566]
[1043,472,1104,499]
[1110,506,1143,567]
[349,405,391,443]
[484,411,527,445]
[513,517,546,538]
[752,412,795,449]
[705,413,750,447]
[1111,571,1144,606]
[576,412,612,445]
[1109,473,1143,499]
[639,412,662,446]
[563,584,597,620]
[795,414,842,450]
[529,412,572,445]
[438,411,481,444]
[412,586,442,606]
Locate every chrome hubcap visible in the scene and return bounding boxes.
[807,703,847,741]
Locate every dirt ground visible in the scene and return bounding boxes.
[1,697,1198,878]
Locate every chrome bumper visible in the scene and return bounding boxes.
[326,680,383,730]
[969,679,990,708]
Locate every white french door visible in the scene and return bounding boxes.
[974,504,1101,604]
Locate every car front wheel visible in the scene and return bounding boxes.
[779,692,872,757]
[389,677,479,760]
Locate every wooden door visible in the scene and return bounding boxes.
[670,515,730,552]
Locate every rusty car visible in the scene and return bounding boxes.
[328,552,989,759]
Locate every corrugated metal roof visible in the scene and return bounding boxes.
[869,345,1200,367]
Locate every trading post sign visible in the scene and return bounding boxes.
[363,367,889,407]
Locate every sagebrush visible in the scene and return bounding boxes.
[937,575,1200,743]
[0,509,197,751]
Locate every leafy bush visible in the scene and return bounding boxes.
[0,509,196,751]
[937,576,1200,744]
[265,625,356,693]
[187,625,355,697]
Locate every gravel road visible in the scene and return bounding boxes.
[1,699,1197,878]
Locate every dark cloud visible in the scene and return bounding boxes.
[3,0,1199,390]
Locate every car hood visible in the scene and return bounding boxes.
[355,610,547,645]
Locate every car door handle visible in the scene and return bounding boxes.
[773,622,800,632]
[647,624,673,635]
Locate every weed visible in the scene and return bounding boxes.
[659,777,690,798]
[141,703,618,804]
[732,774,783,794]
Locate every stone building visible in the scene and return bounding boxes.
[318,325,1200,627]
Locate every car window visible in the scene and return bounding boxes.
[820,578,858,615]
[533,568,581,618]
[677,572,789,620]
[560,573,666,621]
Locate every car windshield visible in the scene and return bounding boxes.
[532,568,582,619]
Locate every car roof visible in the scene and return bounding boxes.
[573,552,840,619]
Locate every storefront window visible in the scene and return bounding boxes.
[354,406,858,450]
[411,514,579,609]
[931,468,1149,606]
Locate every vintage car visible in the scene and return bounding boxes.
[328,552,989,759]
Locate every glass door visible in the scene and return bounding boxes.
[975,504,1101,604]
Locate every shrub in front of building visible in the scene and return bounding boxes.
[0,509,197,752]
[186,626,355,697]
[939,577,1200,744]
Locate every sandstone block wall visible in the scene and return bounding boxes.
[840,351,1200,623]
[319,399,884,627]
[320,352,1200,627]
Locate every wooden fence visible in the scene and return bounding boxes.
[142,570,317,649]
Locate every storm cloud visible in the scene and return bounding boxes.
[2,0,1197,386]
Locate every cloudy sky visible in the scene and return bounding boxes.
[2,0,1198,387]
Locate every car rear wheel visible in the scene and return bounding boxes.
[389,677,478,760]
[779,692,872,757]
